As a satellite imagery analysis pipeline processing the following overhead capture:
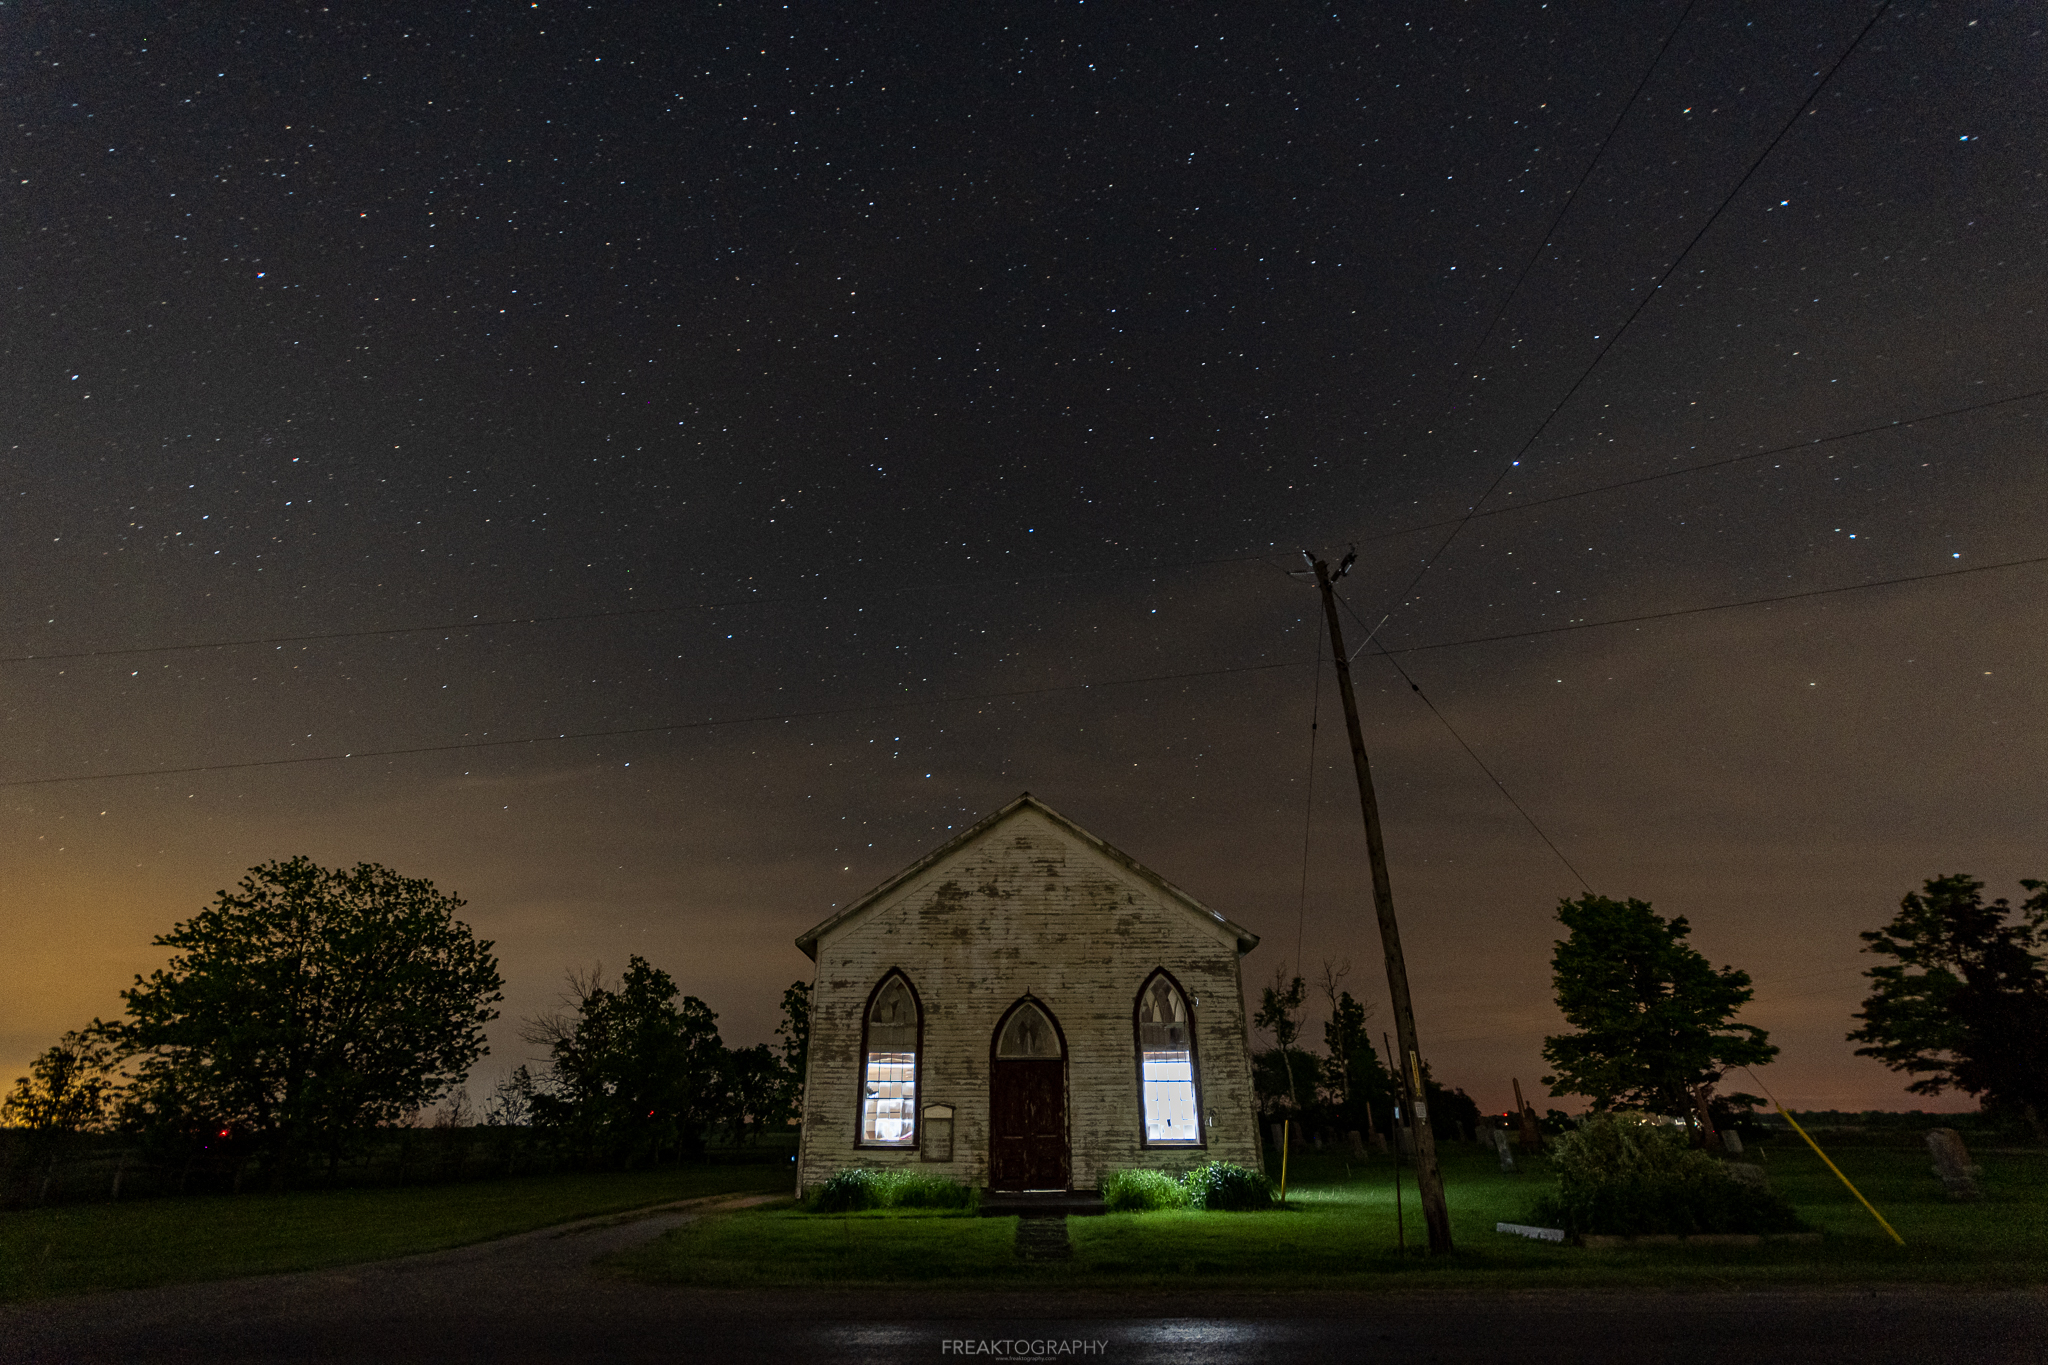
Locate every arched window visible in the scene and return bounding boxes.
[859,972,921,1146]
[1135,970,1202,1145]
[995,999,1062,1059]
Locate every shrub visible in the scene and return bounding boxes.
[1181,1160,1274,1211]
[810,1167,883,1213]
[880,1170,977,1210]
[808,1167,975,1213]
[1530,1111,1808,1237]
[1101,1168,1190,1212]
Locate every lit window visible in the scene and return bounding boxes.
[1137,972,1201,1144]
[860,973,919,1146]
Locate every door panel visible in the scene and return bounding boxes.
[989,1059,1068,1190]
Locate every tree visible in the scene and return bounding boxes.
[1542,893,1776,1115]
[524,956,725,1162]
[2,1030,120,1135]
[1849,874,2048,1137]
[720,1044,781,1144]
[108,858,500,1176]
[774,979,811,1126]
[1253,970,1308,1112]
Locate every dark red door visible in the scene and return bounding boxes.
[989,1059,1068,1190]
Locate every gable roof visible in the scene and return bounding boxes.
[794,792,1260,960]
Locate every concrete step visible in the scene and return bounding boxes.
[979,1190,1107,1218]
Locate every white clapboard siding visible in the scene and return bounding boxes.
[794,795,1261,1194]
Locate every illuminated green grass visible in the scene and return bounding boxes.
[617,1142,2048,1290]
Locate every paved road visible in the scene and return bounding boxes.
[3,1197,2040,1364]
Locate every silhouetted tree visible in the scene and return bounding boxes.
[2,1030,120,1136]
[1850,874,2048,1139]
[1254,970,1307,1112]
[1542,893,1775,1115]
[774,979,811,1127]
[106,858,501,1178]
[525,956,724,1162]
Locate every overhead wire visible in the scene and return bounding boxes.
[1331,585,1594,892]
[1391,0,1703,473]
[8,548,2037,790]
[1294,623,1324,978]
[1378,551,2048,658]
[1366,0,1898,646]
[1356,384,2046,551]
[5,372,2030,671]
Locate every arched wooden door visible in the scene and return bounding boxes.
[989,997,1069,1191]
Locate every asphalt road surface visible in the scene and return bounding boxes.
[3,1197,2040,1364]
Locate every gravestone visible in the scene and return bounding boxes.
[1491,1127,1516,1172]
[1397,1125,1415,1157]
[1371,1131,1391,1155]
[1926,1128,1981,1201]
[1721,1129,1744,1155]
[1269,1122,1286,1155]
[1347,1130,1367,1159]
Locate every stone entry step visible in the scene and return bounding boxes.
[1012,1215,1073,1261]
[979,1190,1107,1218]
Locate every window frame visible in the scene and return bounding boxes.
[1132,968,1208,1149]
[854,968,924,1149]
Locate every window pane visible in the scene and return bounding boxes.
[862,1050,917,1144]
[1142,1050,1199,1142]
[996,1001,1060,1058]
[868,977,917,1051]
[1138,975,1199,1143]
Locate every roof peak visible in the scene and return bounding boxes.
[793,793,1257,960]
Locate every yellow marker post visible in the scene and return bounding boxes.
[1746,1069,1905,1247]
[1279,1118,1291,1201]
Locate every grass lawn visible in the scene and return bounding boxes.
[615,1140,2048,1291]
[0,1162,787,1302]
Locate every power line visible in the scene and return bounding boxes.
[0,657,1304,789]
[7,375,2027,671]
[1369,0,1896,642]
[6,548,2036,790]
[1294,624,1324,978]
[1381,552,2048,657]
[0,552,1277,667]
[1397,0,1702,468]
[1332,587,1593,892]
[1358,384,2047,550]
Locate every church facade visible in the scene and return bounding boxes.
[793,794,1261,1194]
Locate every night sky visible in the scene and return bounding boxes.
[5,1,2043,1115]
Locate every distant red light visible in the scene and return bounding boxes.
[219,1128,230,1137]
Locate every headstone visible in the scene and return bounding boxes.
[1371,1131,1391,1155]
[1926,1128,1981,1201]
[1721,1129,1744,1155]
[1491,1127,1516,1172]
[1347,1129,1367,1159]
[1397,1125,1415,1157]
[1270,1121,1286,1155]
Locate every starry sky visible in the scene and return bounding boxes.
[4,0,2043,1116]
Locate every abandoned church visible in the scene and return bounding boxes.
[793,793,1262,1194]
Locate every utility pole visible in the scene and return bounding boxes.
[1308,553,1453,1254]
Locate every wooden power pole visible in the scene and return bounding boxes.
[1308,553,1454,1254]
